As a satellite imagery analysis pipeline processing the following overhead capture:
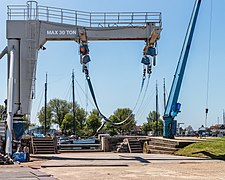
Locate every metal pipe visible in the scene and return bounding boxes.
[5,47,15,156]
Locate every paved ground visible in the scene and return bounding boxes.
[1,152,225,179]
[31,152,225,180]
[0,165,56,179]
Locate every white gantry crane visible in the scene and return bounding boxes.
[0,1,161,155]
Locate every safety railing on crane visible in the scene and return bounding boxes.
[7,1,162,28]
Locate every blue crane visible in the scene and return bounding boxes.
[163,0,202,139]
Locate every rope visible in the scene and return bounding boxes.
[205,0,213,127]
[74,78,95,108]
[75,86,84,108]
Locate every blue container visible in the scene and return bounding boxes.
[146,47,157,56]
[141,56,150,65]
[13,152,26,162]
[82,54,91,64]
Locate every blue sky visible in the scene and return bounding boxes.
[0,0,225,130]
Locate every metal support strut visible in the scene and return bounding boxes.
[6,47,15,155]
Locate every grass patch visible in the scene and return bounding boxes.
[175,137,225,160]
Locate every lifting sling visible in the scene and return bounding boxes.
[83,64,151,134]
[80,43,153,134]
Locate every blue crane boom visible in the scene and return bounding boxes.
[163,0,202,139]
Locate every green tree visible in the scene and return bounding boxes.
[143,111,163,135]
[142,122,152,135]
[37,98,87,135]
[61,113,80,135]
[61,108,87,136]
[48,99,72,127]
[151,119,163,136]
[147,111,159,123]
[106,108,136,135]
[37,106,53,128]
[85,109,102,136]
[75,107,87,130]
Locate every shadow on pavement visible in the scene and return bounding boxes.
[31,154,212,163]
[192,151,225,161]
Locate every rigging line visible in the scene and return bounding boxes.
[119,73,151,123]
[113,71,152,125]
[68,84,72,103]
[112,70,149,124]
[32,83,45,106]
[158,94,165,117]
[157,92,165,117]
[132,66,149,111]
[63,79,72,101]
[136,88,155,120]
[206,0,212,108]
[135,73,151,116]
[74,78,95,108]
[75,86,84,108]
[34,85,45,123]
[136,88,154,118]
[205,0,213,127]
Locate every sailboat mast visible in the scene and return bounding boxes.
[44,73,47,135]
[72,70,76,136]
[155,80,159,136]
[163,78,166,111]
